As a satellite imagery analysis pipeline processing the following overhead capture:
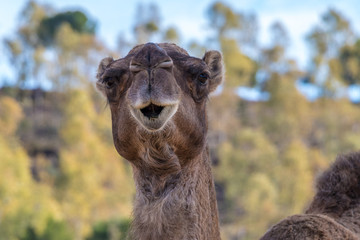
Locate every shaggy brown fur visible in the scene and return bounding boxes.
[261,152,360,239]
[96,43,223,240]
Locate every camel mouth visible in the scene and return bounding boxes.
[129,102,179,131]
[140,103,164,119]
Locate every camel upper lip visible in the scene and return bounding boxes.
[140,103,164,119]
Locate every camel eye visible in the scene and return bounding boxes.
[103,77,116,89]
[197,73,209,85]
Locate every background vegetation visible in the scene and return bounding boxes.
[1,1,360,239]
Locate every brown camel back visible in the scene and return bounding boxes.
[261,152,360,240]
[306,152,360,218]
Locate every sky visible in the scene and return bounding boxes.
[1,0,360,84]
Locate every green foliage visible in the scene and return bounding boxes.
[56,89,134,239]
[21,219,74,240]
[4,1,102,91]
[215,128,280,239]
[275,141,314,213]
[3,1,47,88]
[86,219,131,240]
[216,128,278,215]
[339,40,360,85]
[2,3,131,239]
[163,27,180,43]
[221,38,257,88]
[133,3,161,44]
[207,1,240,36]
[260,73,312,147]
[305,8,356,96]
[39,218,73,240]
[207,1,258,50]
[0,96,23,136]
[0,96,58,240]
[38,11,96,46]
[0,97,32,239]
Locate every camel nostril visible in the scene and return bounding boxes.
[140,103,164,119]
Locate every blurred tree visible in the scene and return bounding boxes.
[260,72,311,148]
[274,140,314,214]
[0,96,23,136]
[133,3,161,44]
[339,39,360,85]
[215,128,279,238]
[21,218,74,240]
[38,218,73,240]
[86,219,131,240]
[259,21,303,86]
[310,98,360,160]
[260,22,291,74]
[242,173,278,239]
[3,2,133,240]
[3,1,49,90]
[206,3,258,191]
[187,40,207,58]
[306,8,355,96]
[163,26,180,44]
[0,96,59,239]
[269,22,290,49]
[47,22,105,90]
[307,9,354,65]
[207,1,258,54]
[4,1,103,92]
[116,33,132,58]
[38,11,96,46]
[0,96,32,239]
[221,38,257,88]
[56,89,134,240]
[257,22,310,149]
[206,1,258,90]
[207,1,240,37]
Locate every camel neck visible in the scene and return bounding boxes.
[129,149,221,240]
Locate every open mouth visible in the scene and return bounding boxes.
[129,101,179,131]
[140,103,164,119]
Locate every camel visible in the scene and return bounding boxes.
[260,152,360,239]
[96,42,224,239]
[96,42,360,240]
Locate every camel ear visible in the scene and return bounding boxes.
[96,57,114,96]
[203,51,224,92]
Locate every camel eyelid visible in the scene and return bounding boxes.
[156,60,173,68]
[130,64,143,73]
[129,60,144,72]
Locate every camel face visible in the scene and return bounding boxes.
[96,43,223,160]
[127,43,181,131]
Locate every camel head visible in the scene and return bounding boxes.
[96,43,224,239]
[96,43,223,162]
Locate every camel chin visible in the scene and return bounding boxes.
[129,102,179,131]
